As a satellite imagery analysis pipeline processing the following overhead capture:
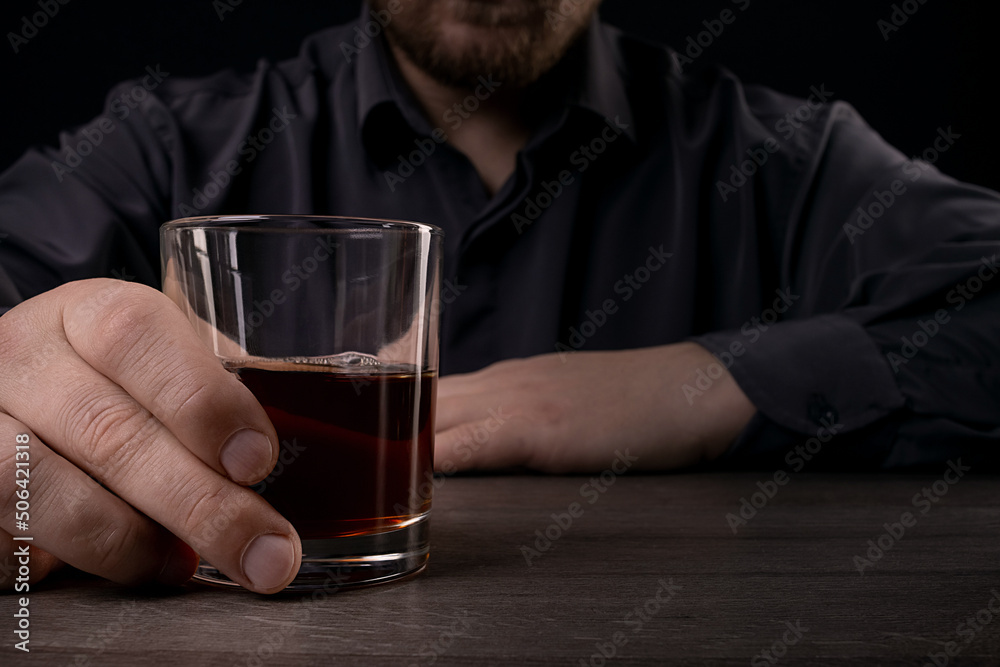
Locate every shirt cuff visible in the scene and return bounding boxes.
[691,313,907,436]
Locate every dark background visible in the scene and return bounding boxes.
[1,1,996,191]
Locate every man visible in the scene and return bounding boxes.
[1,0,998,595]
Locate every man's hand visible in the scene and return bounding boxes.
[435,343,756,473]
[0,279,300,594]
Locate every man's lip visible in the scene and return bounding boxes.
[446,1,547,27]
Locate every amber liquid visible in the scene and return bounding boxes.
[234,364,435,540]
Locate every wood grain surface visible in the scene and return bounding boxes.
[4,471,1000,666]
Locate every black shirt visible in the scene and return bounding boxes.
[2,12,1000,470]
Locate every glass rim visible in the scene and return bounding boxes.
[160,214,443,236]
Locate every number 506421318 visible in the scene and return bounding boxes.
[14,433,30,531]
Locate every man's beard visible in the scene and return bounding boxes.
[371,0,601,89]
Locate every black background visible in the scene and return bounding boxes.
[1,1,996,191]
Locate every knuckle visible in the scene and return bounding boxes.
[69,277,152,309]
[0,307,31,359]
[0,308,62,393]
[85,292,166,371]
[171,482,246,550]
[79,515,144,577]
[179,485,229,530]
[59,386,153,477]
[64,280,166,368]
[156,367,220,426]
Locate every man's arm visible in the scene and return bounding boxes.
[0,77,176,303]
[696,111,1000,470]
[436,105,1000,473]
[0,78,304,593]
[434,343,755,473]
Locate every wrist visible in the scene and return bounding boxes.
[676,342,757,461]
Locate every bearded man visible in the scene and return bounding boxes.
[0,1,998,594]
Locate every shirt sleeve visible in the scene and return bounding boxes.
[693,104,1000,470]
[0,80,176,310]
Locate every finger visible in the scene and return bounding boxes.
[0,344,300,594]
[0,416,196,589]
[0,530,64,589]
[434,417,530,472]
[435,381,515,434]
[3,368,301,593]
[436,373,483,401]
[58,280,279,485]
[436,395,487,434]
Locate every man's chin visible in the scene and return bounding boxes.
[378,0,599,90]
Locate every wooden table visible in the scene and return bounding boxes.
[6,471,1000,666]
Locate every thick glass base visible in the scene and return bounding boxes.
[193,514,430,592]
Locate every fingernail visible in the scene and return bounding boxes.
[242,534,297,593]
[220,429,273,484]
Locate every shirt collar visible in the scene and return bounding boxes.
[353,6,637,161]
[558,14,637,143]
[355,11,434,143]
